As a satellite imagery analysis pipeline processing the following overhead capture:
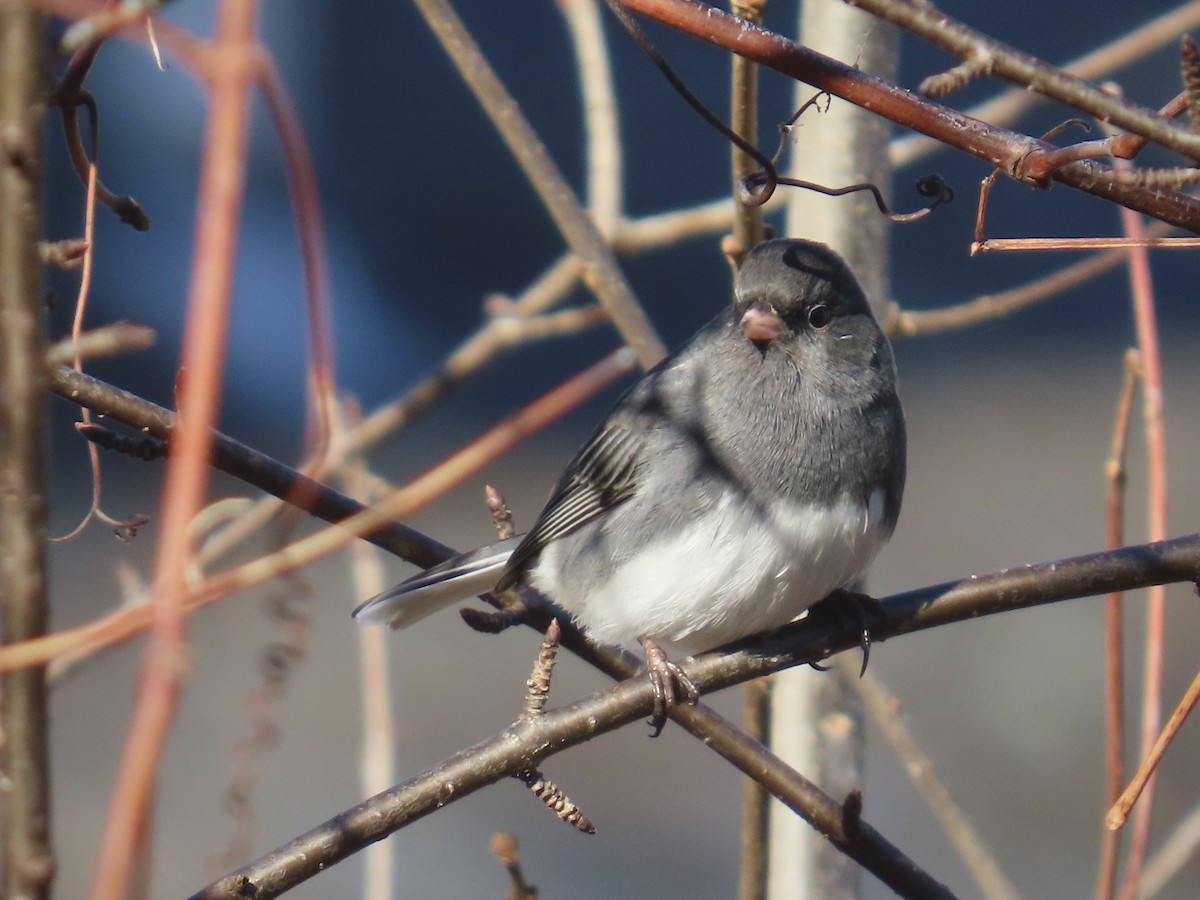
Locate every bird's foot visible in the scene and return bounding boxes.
[639,637,699,737]
[807,589,884,676]
[460,598,529,634]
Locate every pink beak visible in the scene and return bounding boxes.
[740,302,784,343]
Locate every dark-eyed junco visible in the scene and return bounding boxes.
[355,239,905,722]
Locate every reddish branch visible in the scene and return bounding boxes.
[844,0,1200,160]
[618,0,1200,231]
[89,2,258,897]
[1113,161,1170,900]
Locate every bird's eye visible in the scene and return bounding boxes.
[807,304,831,329]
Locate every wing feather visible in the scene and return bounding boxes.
[495,418,645,589]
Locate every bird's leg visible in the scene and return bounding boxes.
[638,637,700,736]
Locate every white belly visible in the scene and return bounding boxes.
[531,488,888,656]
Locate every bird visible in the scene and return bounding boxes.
[354,238,906,727]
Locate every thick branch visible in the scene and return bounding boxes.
[844,0,1200,161]
[50,362,1200,898]
[47,365,454,568]
[191,533,1200,898]
[619,0,1200,232]
[0,8,54,899]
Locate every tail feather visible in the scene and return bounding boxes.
[352,538,519,629]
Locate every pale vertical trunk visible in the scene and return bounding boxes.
[766,4,898,898]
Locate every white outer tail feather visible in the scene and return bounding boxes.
[352,540,517,629]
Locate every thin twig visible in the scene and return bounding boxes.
[47,563,149,684]
[45,322,155,367]
[890,1,1200,168]
[490,833,538,900]
[411,0,667,368]
[1108,671,1200,833]
[835,657,1020,900]
[1096,349,1141,900]
[341,253,586,458]
[561,0,623,233]
[973,237,1200,251]
[55,157,100,541]
[886,221,1175,337]
[1113,157,1170,900]
[0,8,54,898]
[726,0,766,265]
[843,0,1200,162]
[256,54,337,475]
[51,161,144,541]
[737,677,770,900]
[610,197,737,249]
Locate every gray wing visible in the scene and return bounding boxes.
[494,326,726,590]
[494,416,647,591]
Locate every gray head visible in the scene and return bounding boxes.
[735,239,873,321]
[731,239,894,408]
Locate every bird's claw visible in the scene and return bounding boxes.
[640,638,699,737]
[806,588,880,676]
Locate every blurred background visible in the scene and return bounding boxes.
[39,0,1200,897]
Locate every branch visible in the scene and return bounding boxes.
[618,0,1200,231]
[561,0,623,232]
[844,0,1200,162]
[1096,348,1140,900]
[88,1,258,896]
[1113,157,1169,900]
[0,8,54,899]
[44,354,1200,898]
[47,365,454,568]
[837,657,1018,900]
[890,1,1200,168]
[410,0,667,368]
[19,352,637,674]
[190,533,1200,898]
